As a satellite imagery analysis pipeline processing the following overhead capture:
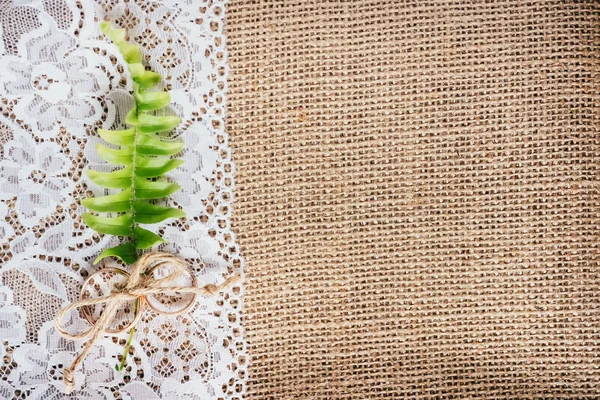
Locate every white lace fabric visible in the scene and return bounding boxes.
[0,1,246,398]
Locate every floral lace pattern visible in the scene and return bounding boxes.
[0,1,246,399]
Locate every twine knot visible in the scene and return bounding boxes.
[111,281,128,294]
[54,252,240,394]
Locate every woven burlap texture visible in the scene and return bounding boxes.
[226,1,600,398]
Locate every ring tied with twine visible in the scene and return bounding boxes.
[54,252,241,394]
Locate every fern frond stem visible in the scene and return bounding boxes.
[116,323,136,371]
[129,123,140,257]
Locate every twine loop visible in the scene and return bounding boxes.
[54,252,240,394]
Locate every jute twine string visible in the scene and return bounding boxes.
[54,252,241,394]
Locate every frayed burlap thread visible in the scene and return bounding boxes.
[226,0,600,398]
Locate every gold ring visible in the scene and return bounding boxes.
[143,261,198,316]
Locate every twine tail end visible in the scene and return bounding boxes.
[63,367,75,394]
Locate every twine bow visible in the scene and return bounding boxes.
[54,252,240,394]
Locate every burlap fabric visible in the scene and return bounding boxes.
[226,1,600,398]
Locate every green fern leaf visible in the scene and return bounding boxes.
[138,115,182,134]
[134,157,184,177]
[86,168,132,189]
[96,144,133,166]
[97,128,136,146]
[134,178,181,199]
[134,89,171,112]
[82,213,134,236]
[136,134,184,156]
[133,226,166,249]
[81,189,132,212]
[82,22,186,264]
[100,21,125,44]
[118,42,143,64]
[94,242,137,265]
[133,201,186,224]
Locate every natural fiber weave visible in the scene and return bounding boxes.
[226,1,600,398]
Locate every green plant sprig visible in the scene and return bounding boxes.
[82,21,185,266]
